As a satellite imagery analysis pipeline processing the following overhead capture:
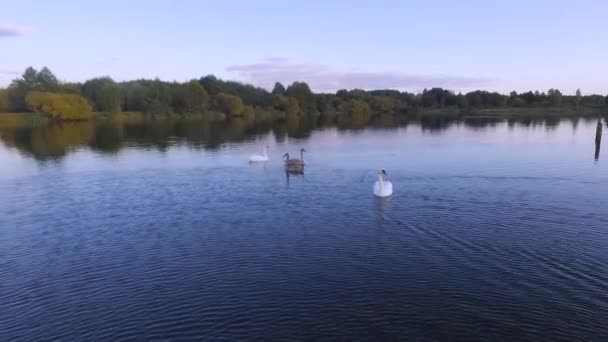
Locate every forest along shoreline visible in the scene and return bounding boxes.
[1,66,607,130]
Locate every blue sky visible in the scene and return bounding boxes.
[1,0,607,94]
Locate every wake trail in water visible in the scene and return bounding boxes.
[374,199,423,235]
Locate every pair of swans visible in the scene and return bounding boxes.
[283,148,306,174]
[248,146,305,170]
[248,145,393,197]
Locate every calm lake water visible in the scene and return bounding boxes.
[0,117,606,340]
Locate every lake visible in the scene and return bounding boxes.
[0,117,606,340]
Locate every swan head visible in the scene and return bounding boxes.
[300,148,307,153]
[379,169,387,176]
[282,153,290,160]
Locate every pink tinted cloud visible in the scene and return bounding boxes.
[227,58,490,92]
[0,24,25,37]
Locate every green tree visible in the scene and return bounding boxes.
[285,97,301,117]
[548,88,562,106]
[122,81,147,111]
[497,95,508,107]
[12,66,59,92]
[199,75,223,95]
[144,79,173,115]
[82,77,122,113]
[59,82,83,94]
[273,95,301,116]
[8,67,61,111]
[342,99,371,127]
[509,96,527,107]
[26,91,92,120]
[20,67,39,87]
[575,88,582,110]
[173,80,209,114]
[422,88,454,107]
[456,93,468,109]
[370,96,395,114]
[272,82,286,96]
[0,88,9,112]
[285,82,316,114]
[466,92,483,107]
[103,82,122,113]
[214,93,244,117]
[36,67,60,91]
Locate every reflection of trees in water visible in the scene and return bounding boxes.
[462,117,504,130]
[418,115,458,132]
[122,121,173,151]
[272,113,317,141]
[89,120,124,153]
[544,117,560,130]
[0,122,93,160]
[372,113,397,128]
[512,116,551,128]
[0,115,591,161]
[121,117,261,150]
[570,117,580,131]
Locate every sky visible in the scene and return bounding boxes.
[1,0,607,94]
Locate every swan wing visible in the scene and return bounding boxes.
[373,181,383,196]
[384,181,393,195]
[249,154,268,162]
[285,159,304,166]
[373,180,393,197]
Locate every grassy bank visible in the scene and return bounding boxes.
[462,107,603,118]
[92,111,227,121]
[0,112,49,127]
[0,110,233,128]
[1,107,605,129]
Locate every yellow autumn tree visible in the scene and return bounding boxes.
[25,91,92,120]
[214,93,244,117]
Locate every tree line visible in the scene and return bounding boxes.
[0,66,606,122]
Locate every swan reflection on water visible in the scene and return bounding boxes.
[376,193,392,208]
[285,169,305,187]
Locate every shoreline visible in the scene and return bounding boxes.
[0,107,604,129]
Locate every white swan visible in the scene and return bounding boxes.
[249,145,269,163]
[373,169,393,197]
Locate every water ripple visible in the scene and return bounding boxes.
[1,124,607,340]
